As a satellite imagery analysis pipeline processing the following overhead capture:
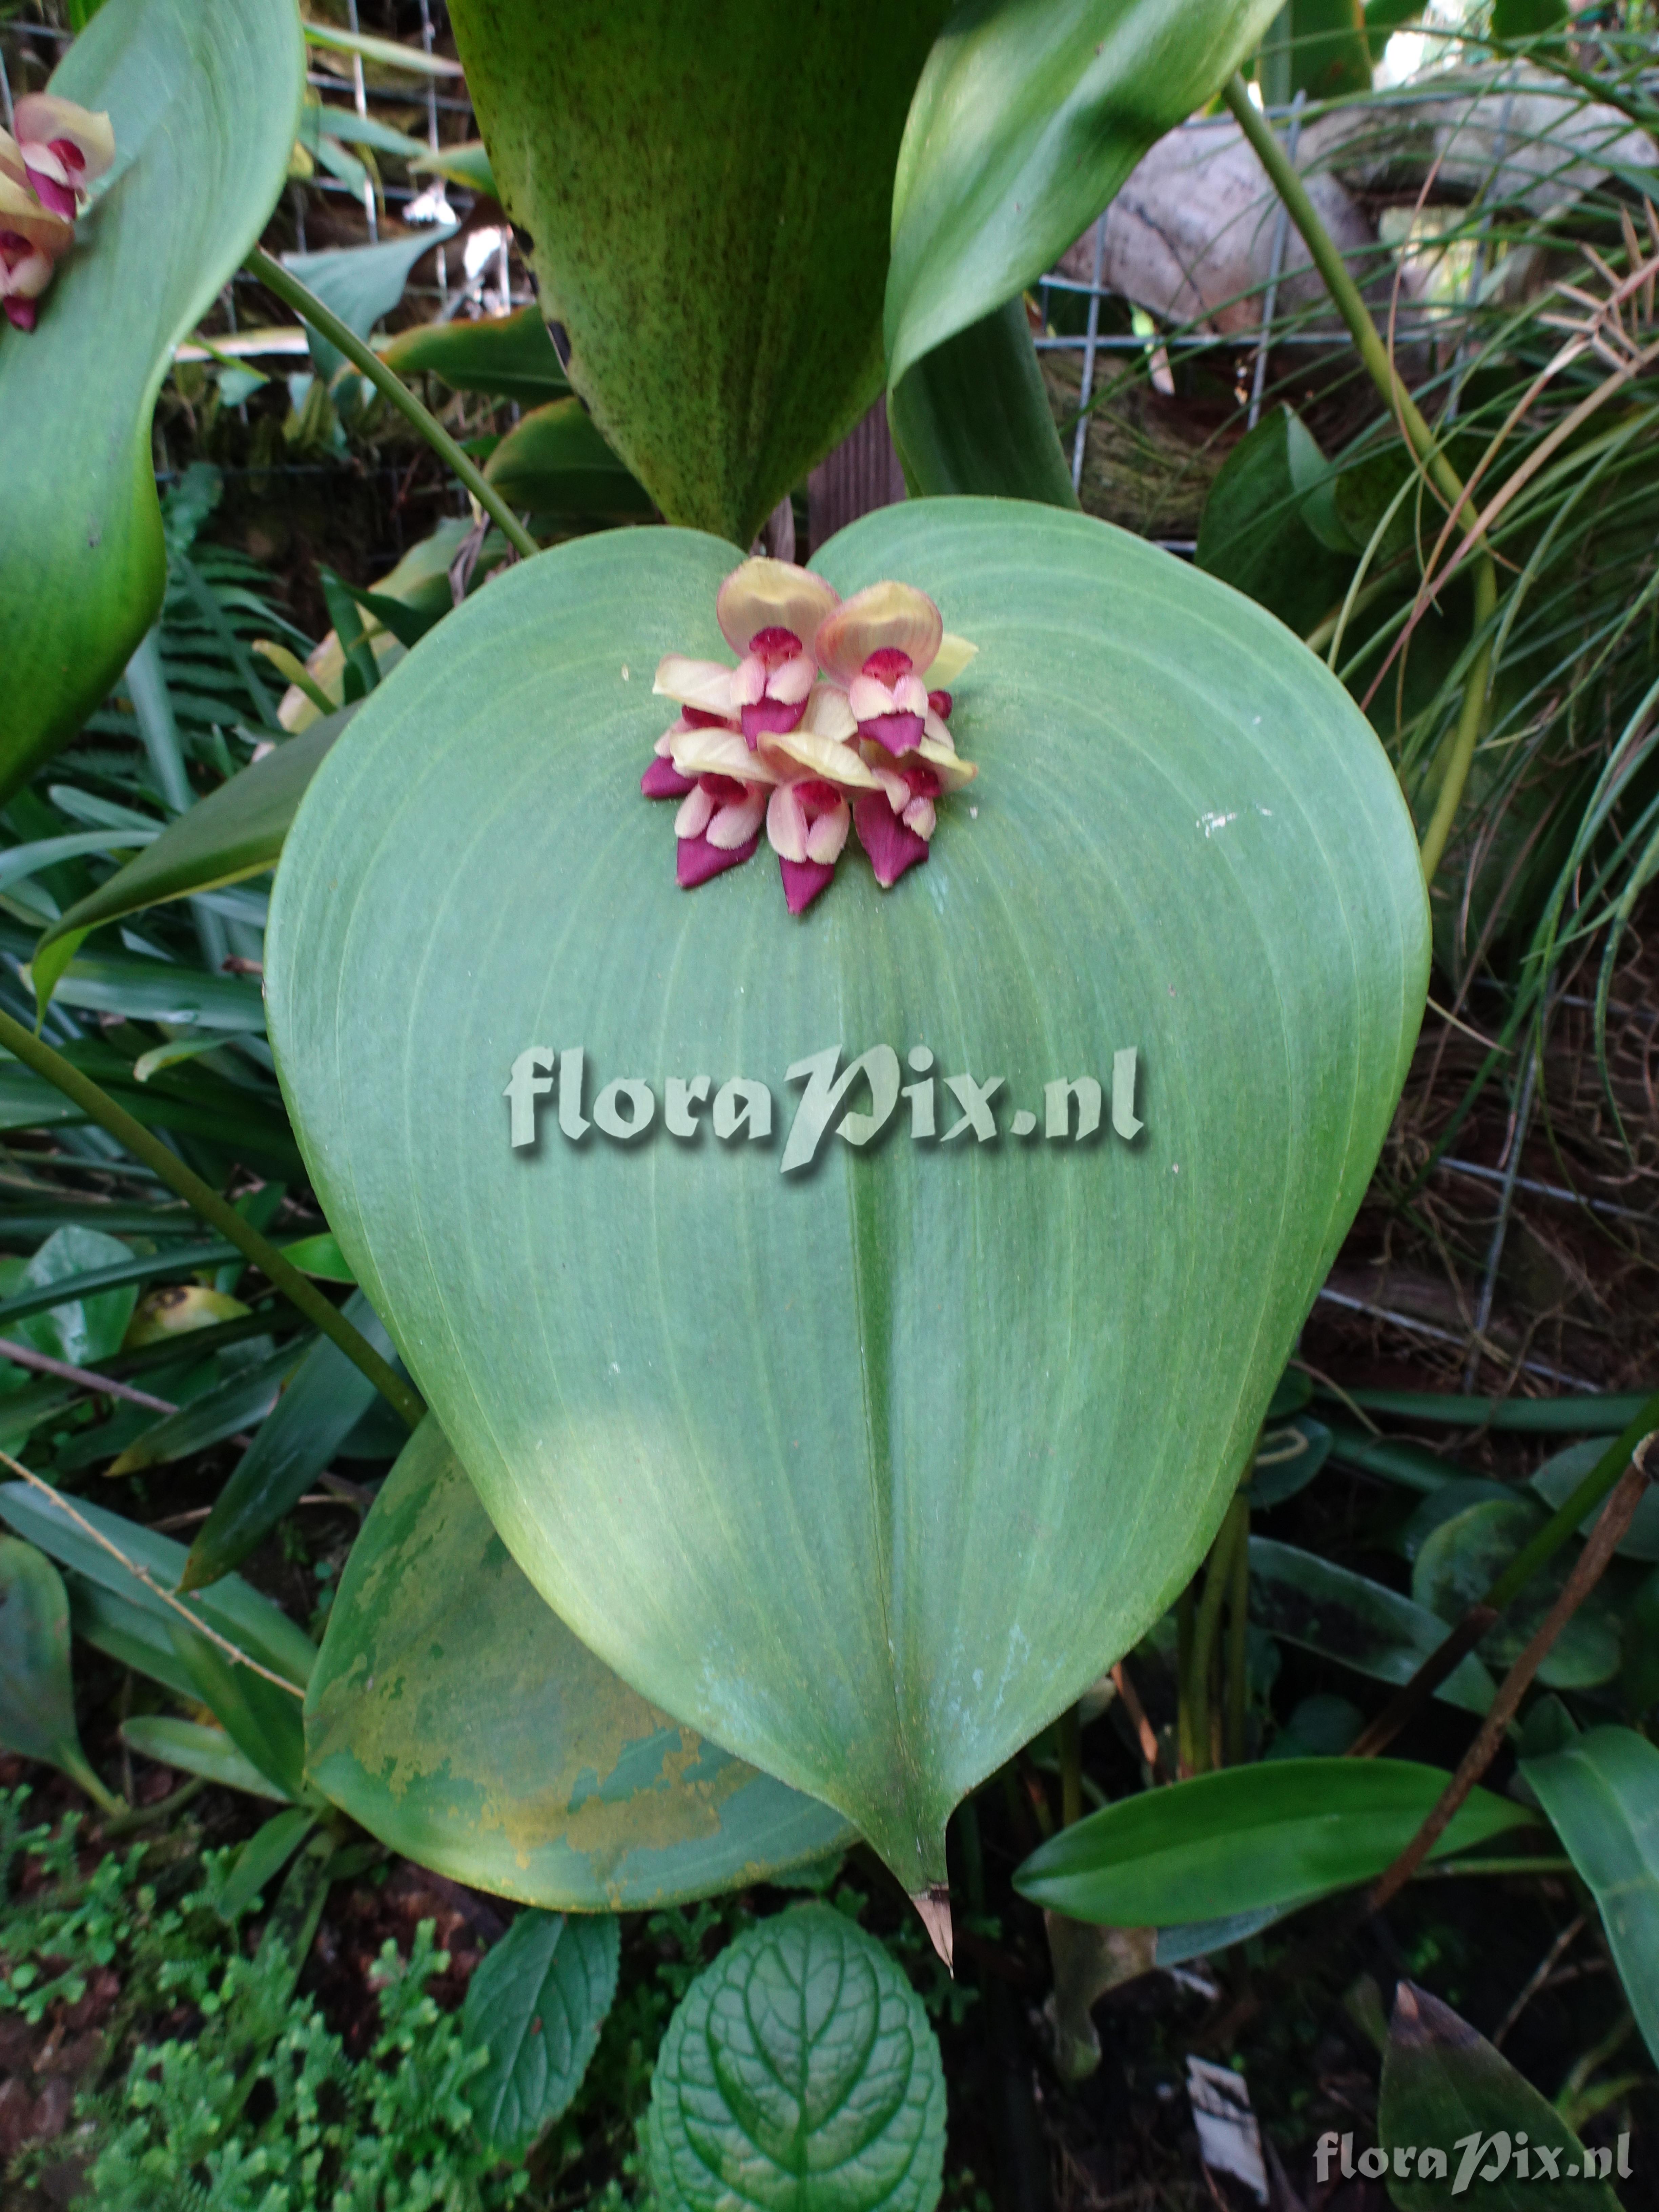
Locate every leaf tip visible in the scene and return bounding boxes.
[912,1883,954,1974]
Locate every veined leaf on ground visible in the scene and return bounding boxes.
[304,1421,854,1909]
[0,0,303,798]
[1014,1758,1535,1926]
[646,1906,945,2212]
[463,1910,620,2159]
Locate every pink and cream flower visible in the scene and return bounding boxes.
[643,557,978,911]
[0,172,70,332]
[653,557,840,750]
[9,95,114,221]
[815,581,978,756]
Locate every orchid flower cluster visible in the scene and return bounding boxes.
[643,558,978,914]
[0,96,113,332]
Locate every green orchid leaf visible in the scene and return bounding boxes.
[381,304,568,407]
[68,1572,202,1703]
[276,1232,357,1284]
[1283,0,1376,98]
[172,1621,308,1802]
[266,499,1428,1905]
[122,1713,290,1800]
[646,1905,945,2212]
[1249,1537,1499,1714]
[485,399,656,524]
[303,103,429,164]
[462,1910,620,2160]
[28,949,266,1033]
[182,1292,392,1591]
[0,1537,117,1810]
[887,299,1079,505]
[0,0,303,800]
[282,228,457,383]
[1414,1500,1622,1691]
[446,0,951,544]
[885,0,1280,498]
[31,714,352,1017]
[214,1806,319,1922]
[1379,1982,1619,2209]
[1522,1726,1659,2067]
[304,1421,854,1910]
[0,1479,317,1691]
[1013,1758,1535,1925]
[409,139,498,196]
[1251,1416,1333,1511]
[106,1341,306,1476]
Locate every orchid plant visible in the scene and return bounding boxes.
[644,557,978,911]
[0,96,111,331]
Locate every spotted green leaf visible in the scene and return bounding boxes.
[304,1421,853,1909]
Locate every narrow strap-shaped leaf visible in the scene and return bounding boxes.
[887,299,1078,505]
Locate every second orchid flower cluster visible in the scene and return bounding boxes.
[643,558,978,915]
[0,96,113,333]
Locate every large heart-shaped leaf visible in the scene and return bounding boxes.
[304,1420,853,1908]
[267,500,1427,1905]
[0,0,303,798]
[646,1905,945,2212]
[1013,1758,1534,1926]
[885,0,1280,493]
[445,0,952,545]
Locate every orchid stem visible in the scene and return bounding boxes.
[0,1006,423,1430]
[1057,1705,1083,1829]
[245,246,539,563]
[1222,74,1498,885]
[1225,1476,1252,1765]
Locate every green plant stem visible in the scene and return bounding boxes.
[0,1006,423,1429]
[1224,1481,1251,1766]
[1056,1705,1082,1829]
[1184,1494,1248,1778]
[1222,74,1497,885]
[101,1775,207,1837]
[1350,1400,1658,1757]
[245,247,539,562]
[1175,1582,1198,1778]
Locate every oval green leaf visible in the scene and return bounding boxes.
[381,303,566,406]
[646,1905,945,2212]
[1521,1725,1659,2067]
[446,0,951,543]
[1014,1757,1536,1925]
[1380,1982,1620,2211]
[484,398,655,523]
[0,1536,117,1810]
[266,499,1428,1899]
[1413,1499,1622,1690]
[304,1420,853,1909]
[0,0,303,798]
[1249,1536,1498,1715]
[885,0,1279,454]
[462,1909,620,2160]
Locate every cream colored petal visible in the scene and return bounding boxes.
[765,783,808,863]
[805,799,851,865]
[670,727,781,783]
[893,673,929,716]
[0,132,25,187]
[847,673,897,721]
[716,557,840,658]
[918,738,978,792]
[799,682,856,743]
[0,245,55,299]
[13,95,115,182]
[767,651,817,705]
[922,710,956,752]
[815,580,943,686]
[0,172,73,254]
[902,795,938,840]
[922,634,978,688]
[653,654,737,716]
[707,791,767,848]
[674,785,715,840]
[763,728,884,790]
